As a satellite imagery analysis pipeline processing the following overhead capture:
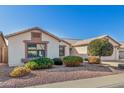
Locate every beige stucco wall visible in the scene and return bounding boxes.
[74,46,87,54]
[8,32,31,66]
[107,37,119,47]
[8,30,70,66]
[42,33,60,58]
[71,46,88,58]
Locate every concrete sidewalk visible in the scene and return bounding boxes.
[29,73,124,88]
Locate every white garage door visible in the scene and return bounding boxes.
[119,51,124,59]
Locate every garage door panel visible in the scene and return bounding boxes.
[119,51,124,59]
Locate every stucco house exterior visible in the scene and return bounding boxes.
[5,27,71,66]
[63,35,121,61]
[1,27,124,66]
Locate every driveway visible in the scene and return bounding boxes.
[102,60,124,67]
[104,82,124,88]
[0,63,13,83]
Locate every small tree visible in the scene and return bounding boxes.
[88,39,113,61]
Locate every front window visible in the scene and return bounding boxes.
[59,45,65,56]
[27,43,46,58]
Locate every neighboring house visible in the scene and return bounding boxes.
[1,27,124,66]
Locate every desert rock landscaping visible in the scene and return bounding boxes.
[0,62,123,88]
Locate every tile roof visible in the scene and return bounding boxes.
[5,27,71,46]
[120,42,124,48]
[63,35,120,47]
[62,38,81,45]
[73,35,108,46]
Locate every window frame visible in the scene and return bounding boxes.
[26,43,47,58]
[59,45,66,57]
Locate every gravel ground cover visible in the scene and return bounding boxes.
[0,63,123,88]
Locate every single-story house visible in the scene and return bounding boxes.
[63,35,121,61]
[0,27,124,66]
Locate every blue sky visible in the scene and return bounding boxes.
[0,5,124,41]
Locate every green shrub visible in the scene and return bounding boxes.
[53,58,63,65]
[63,56,83,67]
[24,61,39,70]
[25,57,54,70]
[84,58,88,61]
[37,57,54,69]
[88,56,100,64]
[10,67,31,77]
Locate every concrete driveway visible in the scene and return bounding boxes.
[102,60,124,67]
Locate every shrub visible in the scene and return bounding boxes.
[36,57,54,69]
[24,61,39,70]
[53,58,63,65]
[88,56,100,64]
[10,67,31,77]
[84,58,88,61]
[25,57,54,70]
[63,56,83,67]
